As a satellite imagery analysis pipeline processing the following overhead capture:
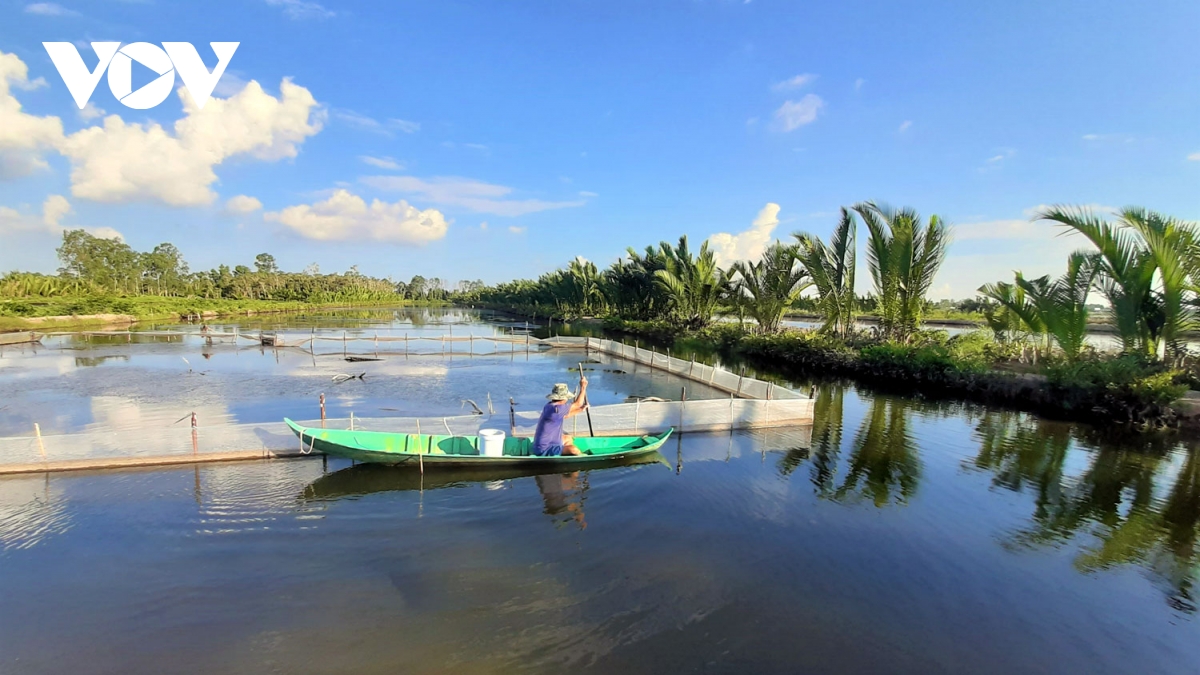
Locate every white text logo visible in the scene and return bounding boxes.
[42,42,239,110]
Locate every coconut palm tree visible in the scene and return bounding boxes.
[794,207,857,338]
[730,242,810,333]
[653,236,731,329]
[1036,205,1198,359]
[852,202,951,341]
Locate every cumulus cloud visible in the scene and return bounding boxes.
[223,195,263,214]
[1188,152,1200,161]
[361,175,586,217]
[0,194,121,239]
[772,73,816,92]
[708,203,781,268]
[265,189,448,244]
[773,95,824,131]
[360,155,403,170]
[59,78,323,206]
[0,51,66,179]
[508,225,526,235]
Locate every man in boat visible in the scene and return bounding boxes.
[532,376,588,456]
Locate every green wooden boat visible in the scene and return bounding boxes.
[284,418,673,467]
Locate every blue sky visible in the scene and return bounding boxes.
[1,0,1198,298]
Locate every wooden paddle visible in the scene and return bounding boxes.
[579,362,595,437]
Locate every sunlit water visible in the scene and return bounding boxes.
[2,309,1199,674]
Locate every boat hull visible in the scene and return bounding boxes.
[285,418,672,467]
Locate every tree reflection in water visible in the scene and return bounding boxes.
[778,384,1200,611]
[970,412,1200,612]
[780,384,920,507]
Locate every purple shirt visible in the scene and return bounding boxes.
[532,401,569,453]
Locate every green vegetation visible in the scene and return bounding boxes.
[1,229,466,329]
[469,201,1198,428]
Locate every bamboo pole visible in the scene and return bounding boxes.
[416,419,423,474]
[320,393,326,428]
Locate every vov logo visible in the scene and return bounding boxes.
[42,42,239,110]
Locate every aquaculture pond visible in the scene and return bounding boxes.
[1,308,1199,674]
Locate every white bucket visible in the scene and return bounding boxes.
[479,429,506,457]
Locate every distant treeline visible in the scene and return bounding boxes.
[1,229,486,304]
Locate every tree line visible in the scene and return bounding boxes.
[0,229,486,304]
[471,201,951,342]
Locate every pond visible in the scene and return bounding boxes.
[1,308,1198,674]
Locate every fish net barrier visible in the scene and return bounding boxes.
[1,334,813,472]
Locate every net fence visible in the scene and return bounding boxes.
[1,334,813,471]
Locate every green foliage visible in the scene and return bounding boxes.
[731,242,810,333]
[794,207,857,337]
[1036,206,1197,359]
[1044,354,1187,408]
[853,201,951,341]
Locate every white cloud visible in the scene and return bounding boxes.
[334,110,418,136]
[77,102,104,121]
[1081,132,1135,144]
[361,175,586,217]
[771,73,817,92]
[898,120,913,132]
[212,71,250,98]
[223,195,263,214]
[42,194,70,228]
[854,78,865,91]
[24,3,79,17]
[579,191,598,197]
[708,203,781,268]
[773,95,824,131]
[0,51,66,179]
[479,221,488,230]
[59,78,323,206]
[360,155,403,170]
[508,225,526,235]
[391,119,420,134]
[265,0,334,19]
[265,189,448,244]
[0,194,122,240]
[1188,152,1200,161]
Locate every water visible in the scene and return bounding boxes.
[2,309,1199,674]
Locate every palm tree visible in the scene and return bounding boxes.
[730,242,810,333]
[979,251,1098,361]
[653,236,731,329]
[794,207,857,337]
[852,202,951,340]
[1036,205,1197,359]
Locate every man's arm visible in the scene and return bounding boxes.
[565,376,589,418]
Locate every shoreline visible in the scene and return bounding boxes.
[0,300,452,334]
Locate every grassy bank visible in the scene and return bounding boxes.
[0,296,448,332]
[602,318,1188,429]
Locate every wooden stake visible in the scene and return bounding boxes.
[416,419,423,474]
[320,393,326,428]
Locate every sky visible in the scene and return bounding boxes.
[0,0,1198,298]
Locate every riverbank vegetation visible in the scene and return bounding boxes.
[467,201,1198,428]
[1,230,467,329]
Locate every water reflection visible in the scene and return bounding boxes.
[964,411,1200,612]
[789,385,920,507]
[301,457,662,532]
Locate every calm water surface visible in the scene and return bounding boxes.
[2,309,1199,674]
